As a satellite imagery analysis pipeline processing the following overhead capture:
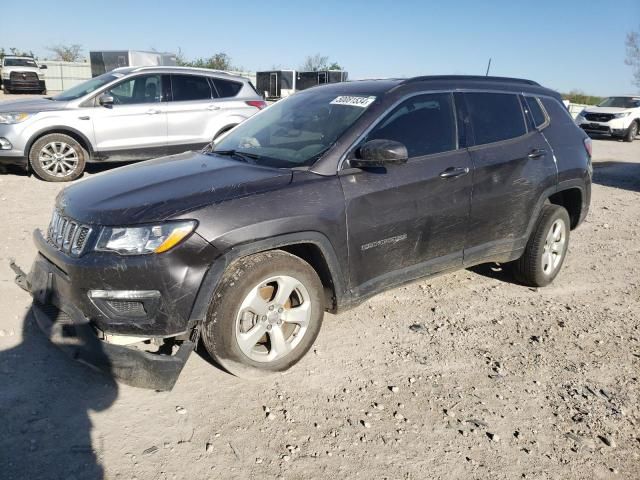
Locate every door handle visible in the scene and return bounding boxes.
[439,166,470,179]
[528,149,547,159]
[207,104,221,111]
[146,109,161,115]
[78,116,90,121]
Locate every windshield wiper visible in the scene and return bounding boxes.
[210,149,261,163]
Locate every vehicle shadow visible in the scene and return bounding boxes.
[0,308,118,480]
[592,161,640,193]
[467,262,520,285]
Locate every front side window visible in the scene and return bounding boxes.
[52,73,122,101]
[465,92,527,145]
[171,74,212,101]
[364,93,457,157]
[213,78,242,98]
[524,96,547,128]
[213,91,373,167]
[105,74,162,104]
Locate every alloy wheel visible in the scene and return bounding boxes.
[38,141,80,178]
[235,275,312,363]
[541,219,566,275]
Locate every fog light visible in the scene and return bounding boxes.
[88,290,161,300]
[0,137,12,150]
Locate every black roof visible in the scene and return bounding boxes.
[306,75,558,99]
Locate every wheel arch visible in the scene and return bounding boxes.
[548,187,583,229]
[188,232,347,325]
[25,126,94,167]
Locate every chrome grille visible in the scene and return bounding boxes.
[47,210,92,257]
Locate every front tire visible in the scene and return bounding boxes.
[624,121,638,142]
[201,250,324,378]
[512,204,570,287]
[29,133,86,182]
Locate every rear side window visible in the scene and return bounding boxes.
[539,97,575,126]
[171,75,212,101]
[212,78,242,98]
[524,96,547,128]
[465,92,527,145]
[366,93,457,157]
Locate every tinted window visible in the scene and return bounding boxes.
[213,78,242,98]
[171,75,212,101]
[540,97,575,126]
[465,92,526,145]
[525,96,547,128]
[106,74,161,104]
[366,93,457,157]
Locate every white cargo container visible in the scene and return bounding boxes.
[89,50,177,77]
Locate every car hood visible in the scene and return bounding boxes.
[583,107,633,114]
[56,151,294,226]
[0,97,70,113]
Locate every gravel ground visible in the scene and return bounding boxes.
[0,121,639,479]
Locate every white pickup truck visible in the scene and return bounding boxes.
[0,56,47,94]
[575,96,640,142]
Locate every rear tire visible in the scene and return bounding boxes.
[511,204,570,287]
[201,250,324,378]
[624,121,638,142]
[29,133,86,182]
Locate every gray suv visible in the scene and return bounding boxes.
[0,66,266,181]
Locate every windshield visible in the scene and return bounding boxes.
[212,91,376,168]
[52,73,122,101]
[4,58,37,67]
[598,96,640,108]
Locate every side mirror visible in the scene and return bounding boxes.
[39,64,48,70]
[349,139,409,168]
[98,94,114,107]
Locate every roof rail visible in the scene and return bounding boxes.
[403,75,540,86]
[129,65,242,77]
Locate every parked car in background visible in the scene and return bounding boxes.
[0,66,266,181]
[19,76,592,390]
[575,95,640,142]
[0,56,47,94]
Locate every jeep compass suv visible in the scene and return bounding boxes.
[0,66,265,181]
[19,76,592,390]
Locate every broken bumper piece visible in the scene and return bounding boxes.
[31,301,195,391]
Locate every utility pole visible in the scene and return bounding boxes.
[485,58,492,76]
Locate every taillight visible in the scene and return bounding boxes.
[246,100,267,110]
[583,137,592,157]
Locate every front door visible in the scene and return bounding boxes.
[461,91,557,263]
[91,73,168,160]
[340,92,473,295]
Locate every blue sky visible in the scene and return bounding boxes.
[4,0,639,95]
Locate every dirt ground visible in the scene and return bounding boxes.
[0,114,639,478]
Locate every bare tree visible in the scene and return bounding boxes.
[625,30,640,90]
[46,44,83,62]
[300,54,329,71]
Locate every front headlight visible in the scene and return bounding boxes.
[578,110,589,118]
[0,112,32,124]
[613,112,631,118]
[95,220,197,255]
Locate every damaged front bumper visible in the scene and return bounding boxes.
[11,232,214,390]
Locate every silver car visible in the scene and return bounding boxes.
[0,66,266,181]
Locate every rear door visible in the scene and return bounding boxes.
[340,92,473,293]
[462,91,556,264]
[91,73,168,160]
[165,73,217,152]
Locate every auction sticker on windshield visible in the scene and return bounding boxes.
[330,96,376,108]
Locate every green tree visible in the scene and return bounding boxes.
[625,29,640,90]
[562,90,603,105]
[176,49,234,71]
[46,44,83,62]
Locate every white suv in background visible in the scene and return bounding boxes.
[576,95,640,142]
[0,66,266,181]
